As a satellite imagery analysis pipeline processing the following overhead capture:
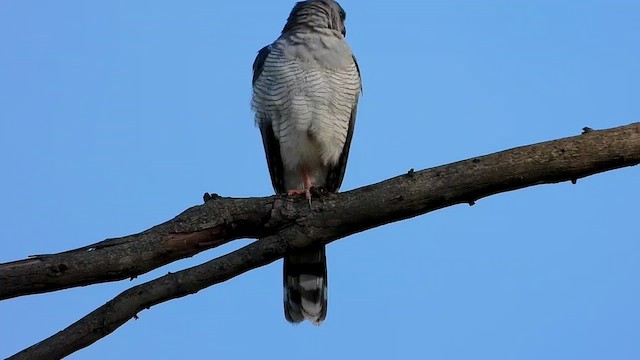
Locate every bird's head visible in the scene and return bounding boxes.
[282,0,348,37]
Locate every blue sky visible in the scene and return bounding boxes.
[1,1,639,359]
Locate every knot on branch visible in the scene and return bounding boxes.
[48,263,69,275]
[268,195,330,249]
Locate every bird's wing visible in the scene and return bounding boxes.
[325,54,362,192]
[253,45,286,193]
[252,45,271,86]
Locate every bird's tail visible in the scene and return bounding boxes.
[283,245,327,325]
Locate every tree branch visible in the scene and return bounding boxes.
[0,196,274,300]
[6,123,640,359]
[8,235,286,360]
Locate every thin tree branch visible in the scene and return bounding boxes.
[6,122,640,359]
[8,235,286,360]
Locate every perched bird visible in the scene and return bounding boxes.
[251,0,361,324]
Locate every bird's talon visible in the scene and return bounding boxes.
[309,186,328,198]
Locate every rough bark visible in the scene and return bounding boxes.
[5,123,640,360]
[0,196,273,300]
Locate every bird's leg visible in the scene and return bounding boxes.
[286,170,313,206]
[303,171,313,206]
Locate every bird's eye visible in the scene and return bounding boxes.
[339,10,346,20]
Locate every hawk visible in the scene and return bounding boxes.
[251,0,361,324]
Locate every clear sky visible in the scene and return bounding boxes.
[1,1,639,359]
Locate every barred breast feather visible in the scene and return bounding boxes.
[251,32,360,191]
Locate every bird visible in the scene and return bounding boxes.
[251,0,361,325]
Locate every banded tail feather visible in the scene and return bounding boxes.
[283,245,327,325]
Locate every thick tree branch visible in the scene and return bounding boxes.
[2,123,640,301]
[6,122,640,359]
[0,197,274,300]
